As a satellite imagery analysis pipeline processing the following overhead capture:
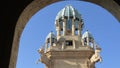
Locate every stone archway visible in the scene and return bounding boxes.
[9,0,120,68]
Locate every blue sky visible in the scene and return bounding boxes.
[16,1,120,68]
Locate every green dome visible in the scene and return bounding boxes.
[55,5,83,31]
[46,31,56,42]
[55,5,81,21]
[82,30,94,40]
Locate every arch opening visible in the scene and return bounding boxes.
[9,0,120,68]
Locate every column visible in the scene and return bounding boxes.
[73,40,76,49]
[78,22,81,36]
[62,42,65,50]
[56,20,61,37]
[87,37,89,46]
[78,22,82,46]
[57,26,60,37]
[72,19,75,35]
[45,42,48,52]
[50,37,52,50]
[63,19,66,36]
[81,39,84,46]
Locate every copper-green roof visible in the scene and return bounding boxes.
[82,30,94,40]
[55,5,81,20]
[46,31,56,41]
[55,5,83,30]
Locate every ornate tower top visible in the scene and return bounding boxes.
[55,5,84,37]
[37,5,102,68]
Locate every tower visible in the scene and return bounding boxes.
[38,5,102,68]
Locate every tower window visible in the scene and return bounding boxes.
[65,40,73,46]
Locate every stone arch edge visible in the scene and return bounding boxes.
[9,0,120,68]
[9,0,60,68]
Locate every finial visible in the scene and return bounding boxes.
[95,42,101,50]
[50,31,54,34]
[96,45,101,50]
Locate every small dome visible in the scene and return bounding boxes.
[55,5,81,21]
[55,5,83,30]
[46,31,56,41]
[82,30,94,40]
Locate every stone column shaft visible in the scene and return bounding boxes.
[50,37,52,48]
[72,19,75,35]
[45,42,48,52]
[56,20,61,37]
[73,40,76,49]
[78,23,81,36]
[81,39,84,46]
[57,26,61,37]
[87,37,89,46]
[63,19,66,36]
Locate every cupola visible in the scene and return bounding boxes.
[45,31,56,52]
[82,30,95,48]
[82,30,94,40]
[55,5,84,36]
[55,5,81,21]
[46,31,56,43]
